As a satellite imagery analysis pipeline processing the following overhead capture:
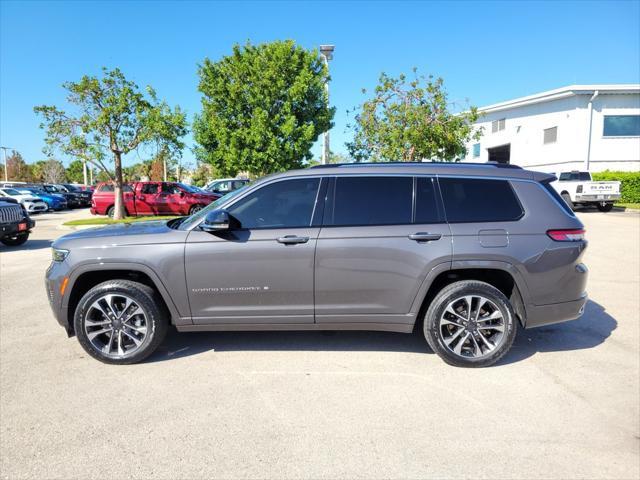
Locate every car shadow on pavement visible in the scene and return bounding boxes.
[498,300,617,365]
[0,239,52,252]
[149,300,616,365]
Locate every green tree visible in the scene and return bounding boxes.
[194,40,334,177]
[65,160,85,183]
[347,70,481,162]
[35,67,187,219]
[4,151,33,182]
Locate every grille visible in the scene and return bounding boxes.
[0,205,23,224]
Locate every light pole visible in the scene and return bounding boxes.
[0,146,14,182]
[319,45,334,165]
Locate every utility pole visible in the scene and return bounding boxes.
[0,146,13,182]
[319,45,334,165]
[82,160,88,185]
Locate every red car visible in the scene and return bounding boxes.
[90,181,220,217]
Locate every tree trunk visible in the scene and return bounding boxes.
[113,151,126,220]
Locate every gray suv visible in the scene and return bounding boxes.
[46,163,588,367]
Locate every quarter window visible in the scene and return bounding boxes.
[603,115,640,137]
[327,176,413,226]
[228,178,320,229]
[439,178,523,223]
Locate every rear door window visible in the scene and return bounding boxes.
[327,176,413,226]
[141,183,159,194]
[439,178,524,223]
[415,177,444,224]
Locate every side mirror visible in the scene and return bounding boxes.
[179,191,185,197]
[200,209,232,232]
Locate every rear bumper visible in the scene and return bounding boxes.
[525,293,588,328]
[575,194,620,202]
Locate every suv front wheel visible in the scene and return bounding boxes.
[424,280,517,368]
[74,280,169,364]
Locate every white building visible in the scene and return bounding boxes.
[462,84,640,173]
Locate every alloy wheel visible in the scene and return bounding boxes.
[439,295,506,359]
[84,294,149,358]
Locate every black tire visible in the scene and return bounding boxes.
[423,280,518,368]
[106,205,115,218]
[0,233,29,246]
[561,193,574,211]
[597,203,613,212]
[74,280,169,365]
[189,204,204,215]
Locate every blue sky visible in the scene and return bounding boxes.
[1,0,639,169]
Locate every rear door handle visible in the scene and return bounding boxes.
[277,235,309,245]
[408,232,442,242]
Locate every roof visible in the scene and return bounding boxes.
[280,161,553,182]
[479,84,640,113]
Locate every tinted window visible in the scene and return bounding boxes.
[328,176,412,226]
[97,184,132,193]
[228,178,320,229]
[141,184,158,194]
[161,183,181,194]
[439,178,523,223]
[559,172,591,181]
[603,115,640,137]
[415,177,443,224]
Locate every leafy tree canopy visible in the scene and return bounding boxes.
[34,67,187,218]
[347,69,481,162]
[194,40,335,177]
[65,159,85,183]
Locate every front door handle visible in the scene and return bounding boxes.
[277,235,309,245]
[408,232,442,242]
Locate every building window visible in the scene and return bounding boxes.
[603,115,640,137]
[543,127,558,144]
[472,143,481,157]
[491,118,506,133]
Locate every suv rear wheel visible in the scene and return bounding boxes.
[74,280,169,364]
[423,280,517,368]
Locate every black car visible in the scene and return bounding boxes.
[61,184,93,206]
[40,184,84,208]
[0,197,35,246]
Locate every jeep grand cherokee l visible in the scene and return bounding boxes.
[46,163,588,367]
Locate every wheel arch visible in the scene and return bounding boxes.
[64,263,184,335]
[412,264,528,329]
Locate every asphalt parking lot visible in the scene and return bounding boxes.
[1,207,639,479]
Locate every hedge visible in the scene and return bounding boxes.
[592,170,640,203]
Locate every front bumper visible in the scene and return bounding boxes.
[24,202,48,213]
[1,217,35,238]
[525,293,588,328]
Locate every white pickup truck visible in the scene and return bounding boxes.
[550,171,621,212]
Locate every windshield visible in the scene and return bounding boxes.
[2,188,21,195]
[43,185,61,193]
[177,183,201,194]
[18,189,34,195]
[64,184,80,192]
[178,183,253,230]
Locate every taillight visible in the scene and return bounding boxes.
[547,229,586,241]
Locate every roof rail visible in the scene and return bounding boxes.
[310,161,523,169]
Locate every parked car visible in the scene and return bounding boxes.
[551,171,621,212]
[40,184,85,208]
[16,187,68,211]
[47,162,588,367]
[61,183,93,206]
[90,181,221,217]
[0,196,35,246]
[0,187,48,214]
[204,178,250,195]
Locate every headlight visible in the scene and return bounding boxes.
[52,248,70,262]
